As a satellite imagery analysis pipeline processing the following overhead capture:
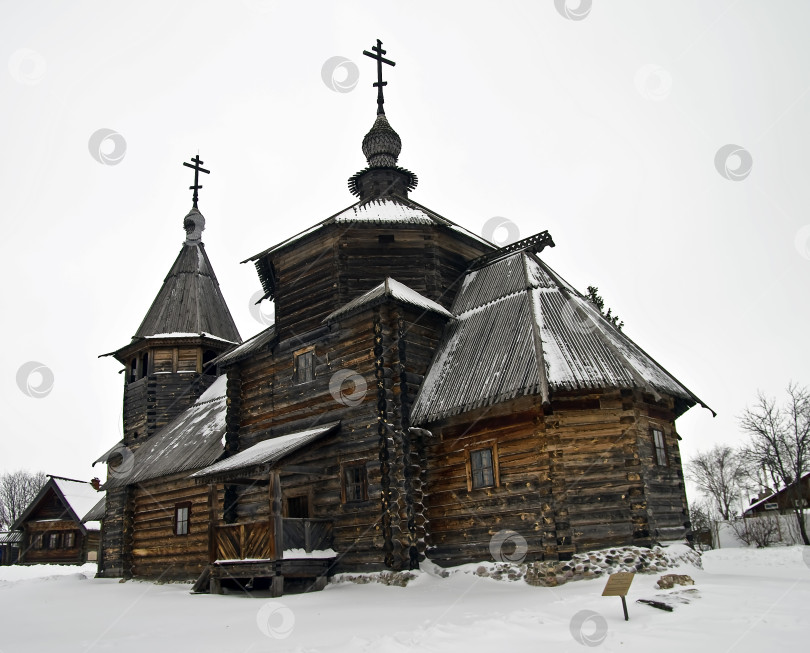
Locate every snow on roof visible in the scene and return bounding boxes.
[192,422,340,480]
[410,251,712,424]
[324,277,453,323]
[144,332,238,344]
[103,376,228,489]
[0,531,22,543]
[51,477,103,526]
[213,325,277,368]
[81,495,106,524]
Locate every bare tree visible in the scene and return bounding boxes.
[730,516,781,548]
[686,498,716,550]
[0,470,47,530]
[686,445,747,520]
[739,383,810,545]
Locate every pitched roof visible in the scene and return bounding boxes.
[410,252,712,424]
[243,196,493,263]
[191,422,340,482]
[102,375,228,489]
[10,476,102,534]
[213,325,277,368]
[324,277,454,323]
[133,241,241,343]
[82,495,106,523]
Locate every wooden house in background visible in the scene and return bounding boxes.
[9,476,102,565]
[92,41,711,594]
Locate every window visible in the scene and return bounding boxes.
[469,447,496,489]
[48,533,61,549]
[342,463,368,503]
[129,359,137,383]
[202,349,217,374]
[294,348,315,384]
[652,428,668,466]
[140,352,149,378]
[174,504,190,536]
[63,532,75,548]
[33,533,43,550]
[286,495,309,518]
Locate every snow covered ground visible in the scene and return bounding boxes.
[1,547,808,652]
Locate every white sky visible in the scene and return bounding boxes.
[1,1,808,501]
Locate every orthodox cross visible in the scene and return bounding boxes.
[183,154,210,208]
[363,39,395,115]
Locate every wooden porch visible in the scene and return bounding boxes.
[205,518,335,596]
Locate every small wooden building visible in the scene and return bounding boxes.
[10,476,102,565]
[0,531,22,565]
[744,472,810,516]
[92,42,712,593]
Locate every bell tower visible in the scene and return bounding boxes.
[105,155,241,450]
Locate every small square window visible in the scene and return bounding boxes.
[470,448,496,489]
[652,428,668,466]
[175,504,190,536]
[294,349,315,384]
[343,463,368,503]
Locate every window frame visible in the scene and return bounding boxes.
[32,533,43,550]
[465,442,500,491]
[48,532,61,549]
[652,427,669,467]
[63,531,75,548]
[341,461,369,504]
[293,346,316,384]
[174,502,191,536]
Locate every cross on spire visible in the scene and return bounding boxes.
[363,39,396,115]
[182,154,210,208]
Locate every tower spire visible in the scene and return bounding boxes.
[182,154,210,244]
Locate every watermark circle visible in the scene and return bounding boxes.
[8,49,47,85]
[714,144,752,181]
[482,217,520,247]
[256,601,295,639]
[329,369,367,407]
[634,64,672,102]
[106,445,136,480]
[793,225,810,261]
[570,610,608,647]
[16,361,54,398]
[555,0,592,21]
[88,129,127,166]
[248,291,275,326]
[321,56,359,93]
[489,529,528,564]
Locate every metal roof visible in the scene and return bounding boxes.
[191,421,341,482]
[132,241,241,343]
[324,277,454,323]
[0,531,23,544]
[243,196,494,263]
[213,325,277,367]
[410,252,712,424]
[102,376,228,489]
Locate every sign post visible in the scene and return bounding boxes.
[601,572,635,621]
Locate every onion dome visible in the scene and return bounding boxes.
[349,114,418,200]
[183,206,206,244]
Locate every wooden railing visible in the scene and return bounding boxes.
[213,522,275,561]
[213,518,333,562]
[282,518,333,553]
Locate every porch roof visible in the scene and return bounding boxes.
[191,421,340,482]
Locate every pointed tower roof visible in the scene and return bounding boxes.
[133,205,241,343]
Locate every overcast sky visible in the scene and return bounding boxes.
[1,1,808,503]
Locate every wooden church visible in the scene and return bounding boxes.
[93,41,710,593]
